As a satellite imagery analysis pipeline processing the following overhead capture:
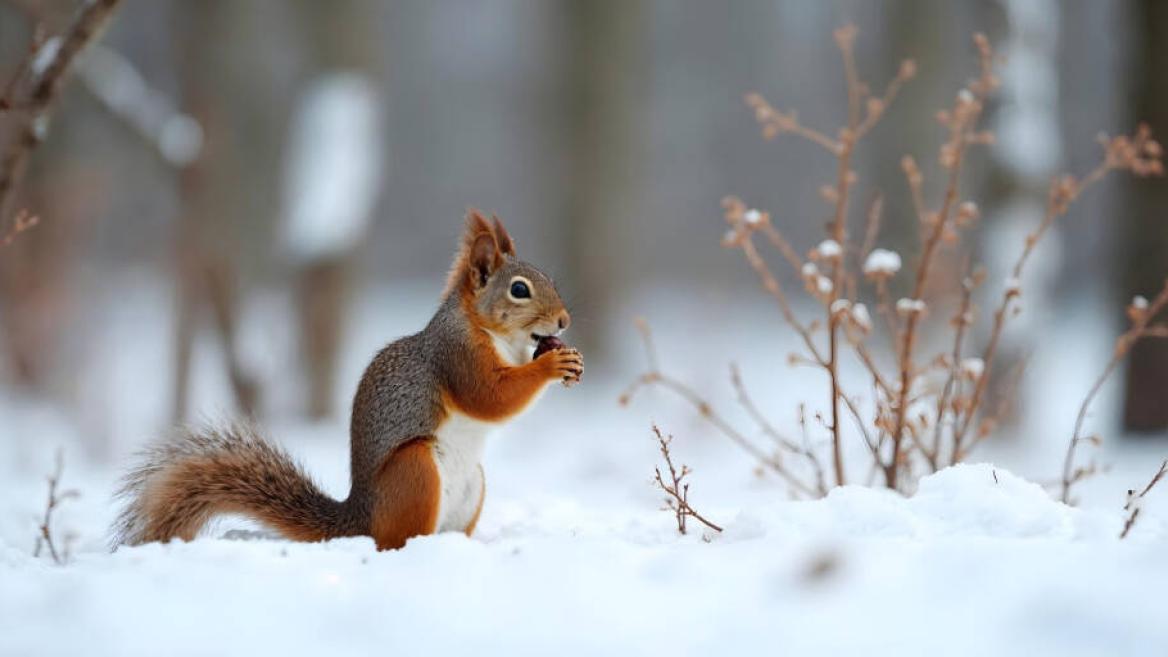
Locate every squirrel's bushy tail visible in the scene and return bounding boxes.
[113,423,360,547]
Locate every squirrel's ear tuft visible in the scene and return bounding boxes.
[459,209,503,289]
[465,208,493,239]
[491,215,515,256]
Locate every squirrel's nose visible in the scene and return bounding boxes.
[557,311,571,331]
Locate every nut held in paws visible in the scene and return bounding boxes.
[534,335,565,359]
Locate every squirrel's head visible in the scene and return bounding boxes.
[448,210,571,365]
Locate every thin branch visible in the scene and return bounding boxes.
[1119,459,1167,539]
[1060,279,1168,504]
[737,26,917,489]
[959,125,1162,454]
[730,363,832,497]
[621,319,820,498]
[859,192,883,265]
[855,59,916,139]
[887,34,999,489]
[0,0,124,239]
[931,266,983,468]
[729,363,801,452]
[720,202,828,367]
[745,93,841,154]
[651,424,723,534]
[820,25,868,487]
[0,19,47,112]
[33,448,79,565]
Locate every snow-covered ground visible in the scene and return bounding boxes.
[2,274,1167,656]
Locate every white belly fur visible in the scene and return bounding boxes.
[432,331,553,533]
[432,411,492,533]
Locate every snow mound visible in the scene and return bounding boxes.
[726,464,1110,544]
[909,464,1076,538]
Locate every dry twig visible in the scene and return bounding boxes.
[742,28,916,487]
[1119,459,1167,539]
[33,448,79,565]
[0,0,124,241]
[884,34,998,488]
[651,424,723,535]
[1060,280,1168,504]
[958,125,1164,462]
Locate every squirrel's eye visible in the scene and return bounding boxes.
[509,280,531,299]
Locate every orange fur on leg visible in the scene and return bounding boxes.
[370,438,441,550]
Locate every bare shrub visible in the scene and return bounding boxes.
[650,424,722,535]
[624,26,1164,496]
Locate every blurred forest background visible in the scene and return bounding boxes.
[0,0,1165,467]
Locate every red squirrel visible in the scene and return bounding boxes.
[114,211,583,550]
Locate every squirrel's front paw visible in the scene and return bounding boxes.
[538,347,583,387]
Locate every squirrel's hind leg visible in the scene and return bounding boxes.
[370,437,442,550]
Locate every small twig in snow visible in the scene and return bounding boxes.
[650,424,722,535]
[1119,459,1167,539]
[33,448,79,565]
[621,319,820,498]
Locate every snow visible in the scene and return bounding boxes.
[281,73,384,261]
[30,37,62,78]
[2,464,1165,657]
[997,0,1061,180]
[896,297,927,315]
[157,116,203,166]
[815,275,833,295]
[957,200,979,221]
[1125,489,1144,514]
[863,248,902,276]
[960,357,985,379]
[1,278,1167,656]
[850,302,872,330]
[815,239,842,259]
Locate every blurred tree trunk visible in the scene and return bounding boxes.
[562,0,647,359]
[1120,0,1168,432]
[980,0,1060,432]
[171,0,260,421]
[871,1,954,265]
[286,0,381,420]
